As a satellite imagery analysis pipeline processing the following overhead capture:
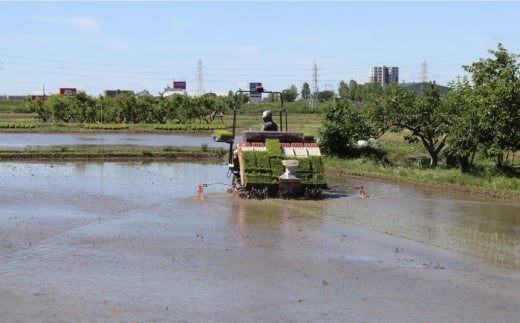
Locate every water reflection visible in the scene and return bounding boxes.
[325,175,520,269]
[1,161,518,269]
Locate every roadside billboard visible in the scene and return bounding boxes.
[173,81,186,90]
[249,82,262,103]
[59,88,77,96]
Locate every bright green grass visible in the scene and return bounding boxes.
[325,157,520,194]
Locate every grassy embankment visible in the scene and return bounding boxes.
[1,101,519,200]
[324,130,520,200]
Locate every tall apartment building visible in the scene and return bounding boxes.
[369,66,399,85]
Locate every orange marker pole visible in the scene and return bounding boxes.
[359,185,365,198]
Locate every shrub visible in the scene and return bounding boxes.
[213,129,233,141]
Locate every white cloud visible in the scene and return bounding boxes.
[38,16,101,32]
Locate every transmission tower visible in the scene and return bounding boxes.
[197,59,204,96]
[421,60,428,83]
[310,62,319,109]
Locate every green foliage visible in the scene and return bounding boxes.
[333,80,383,102]
[318,90,335,102]
[461,43,520,167]
[0,123,34,128]
[234,100,317,115]
[371,82,449,167]
[25,96,50,122]
[324,156,520,194]
[319,100,374,157]
[26,92,234,126]
[162,145,180,152]
[442,77,479,171]
[155,123,228,131]
[437,43,520,170]
[303,134,316,142]
[84,123,129,130]
[318,44,520,173]
[0,99,29,113]
[213,129,233,142]
[301,82,311,101]
[142,150,154,157]
[282,85,299,102]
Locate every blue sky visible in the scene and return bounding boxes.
[1,1,520,96]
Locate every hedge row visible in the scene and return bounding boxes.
[155,124,228,131]
[0,123,35,129]
[84,124,130,130]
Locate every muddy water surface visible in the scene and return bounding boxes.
[0,162,518,322]
[325,176,520,269]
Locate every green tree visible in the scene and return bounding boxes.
[319,100,374,156]
[442,77,480,171]
[163,94,188,123]
[348,80,358,101]
[95,96,113,123]
[282,85,298,102]
[111,92,136,123]
[365,82,384,100]
[25,96,51,122]
[195,94,220,123]
[46,95,77,122]
[318,90,335,102]
[462,43,520,167]
[75,91,97,123]
[301,82,311,101]
[134,95,155,123]
[152,96,170,124]
[371,83,449,167]
[337,81,349,102]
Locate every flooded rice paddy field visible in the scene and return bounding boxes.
[0,161,519,322]
[0,133,222,149]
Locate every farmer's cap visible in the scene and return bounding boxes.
[262,110,272,119]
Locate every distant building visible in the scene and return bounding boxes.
[103,89,134,97]
[0,95,25,101]
[369,66,399,86]
[402,81,450,95]
[160,86,186,97]
[136,89,153,97]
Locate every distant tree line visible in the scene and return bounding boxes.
[319,43,520,171]
[25,92,238,125]
[23,43,519,172]
[24,90,321,125]
[268,80,383,103]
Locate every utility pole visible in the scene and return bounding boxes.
[309,62,319,109]
[197,59,204,96]
[421,60,428,83]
